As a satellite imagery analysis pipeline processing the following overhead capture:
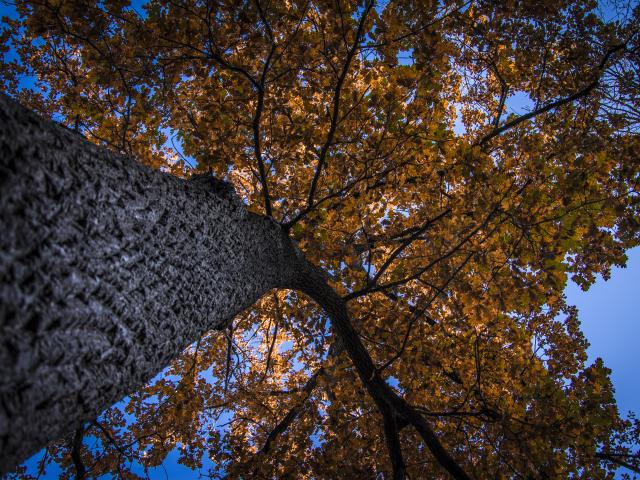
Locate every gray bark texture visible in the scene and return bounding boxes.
[0,93,296,473]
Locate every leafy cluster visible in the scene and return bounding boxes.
[2,0,640,478]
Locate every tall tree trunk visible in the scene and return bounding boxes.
[0,94,292,473]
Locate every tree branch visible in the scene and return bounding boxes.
[381,406,407,480]
[284,245,472,480]
[252,43,276,217]
[377,251,475,374]
[263,292,281,379]
[70,427,86,480]
[305,0,373,209]
[486,57,508,128]
[597,452,640,474]
[370,208,451,287]
[478,43,627,145]
[257,366,325,457]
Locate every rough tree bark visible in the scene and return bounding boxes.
[0,94,296,473]
[0,94,470,480]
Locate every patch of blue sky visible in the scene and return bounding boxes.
[278,339,294,354]
[163,126,197,169]
[397,48,414,66]
[386,375,401,391]
[129,0,148,18]
[565,247,640,417]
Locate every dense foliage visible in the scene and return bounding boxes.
[2,0,640,478]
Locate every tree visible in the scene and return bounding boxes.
[1,0,639,478]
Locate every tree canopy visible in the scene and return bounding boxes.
[1,0,640,478]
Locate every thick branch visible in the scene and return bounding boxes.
[381,406,407,480]
[283,249,472,480]
[478,43,627,145]
[70,427,86,480]
[597,452,640,474]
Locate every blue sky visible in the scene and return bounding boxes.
[566,248,640,417]
[1,1,639,478]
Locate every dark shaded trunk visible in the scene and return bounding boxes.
[0,94,293,473]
